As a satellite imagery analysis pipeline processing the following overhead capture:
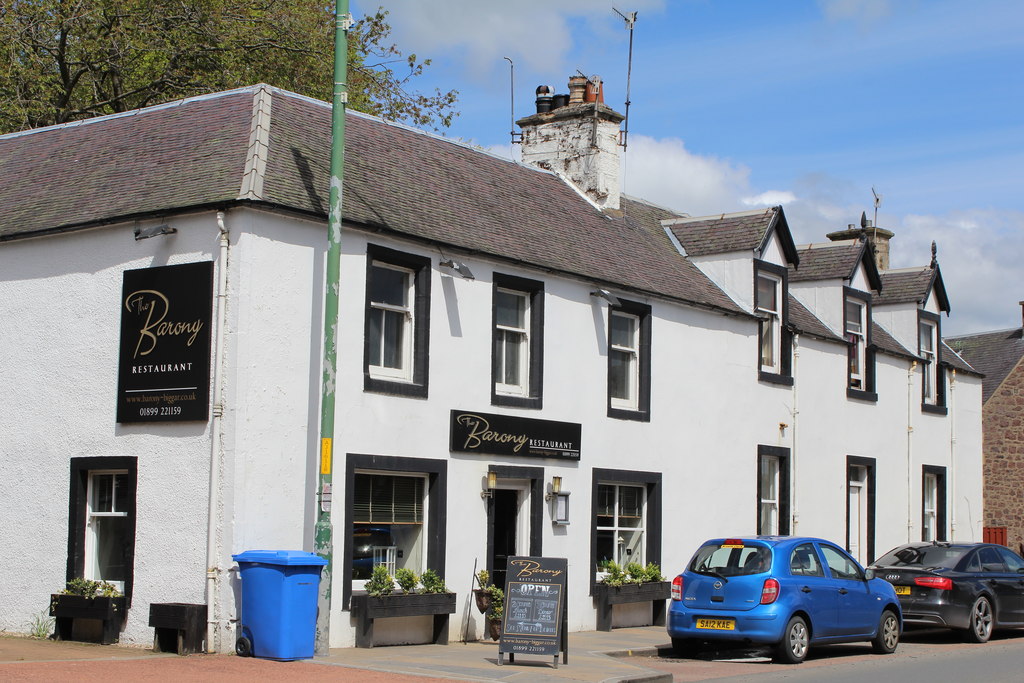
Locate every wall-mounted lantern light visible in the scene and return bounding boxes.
[546,475,570,524]
[481,470,497,498]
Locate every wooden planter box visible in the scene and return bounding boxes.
[149,602,207,655]
[50,594,127,645]
[350,592,457,648]
[592,582,671,632]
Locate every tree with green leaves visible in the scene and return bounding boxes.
[0,1,458,133]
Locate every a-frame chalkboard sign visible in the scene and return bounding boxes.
[497,556,568,668]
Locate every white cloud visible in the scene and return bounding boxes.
[363,0,664,80]
[620,134,754,217]
[743,191,797,208]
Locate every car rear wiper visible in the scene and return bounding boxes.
[694,568,728,583]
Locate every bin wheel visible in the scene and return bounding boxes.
[235,636,253,657]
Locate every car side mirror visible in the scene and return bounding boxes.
[864,568,875,580]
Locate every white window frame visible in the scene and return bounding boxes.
[609,311,640,410]
[85,469,130,592]
[845,297,866,389]
[368,262,414,381]
[494,288,530,396]
[922,472,938,542]
[756,273,782,373]
[351,471,429,591]
[758,455,781,536]
[595,483,646,576]
[920,319,938,403]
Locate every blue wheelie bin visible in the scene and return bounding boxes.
[232,550,328,660]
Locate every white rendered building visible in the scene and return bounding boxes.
[0,82,981,650]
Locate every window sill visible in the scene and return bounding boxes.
[364,375,428,398]
[921,403,948,416]
[492,393,542,410]
[608,406,650,422]
[758,371,794,387]
[846,388,878,403]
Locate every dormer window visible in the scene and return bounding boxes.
[844,288,876,401]
[757,273,781,372]
[845,298,866,389]
[918,311,946,414]
[754,261,792,385]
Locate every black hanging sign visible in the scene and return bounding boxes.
[450,410,581,460]
[116,262,214,423]
[498,556,568,668]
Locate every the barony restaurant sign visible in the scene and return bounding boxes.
[449,410,581,460]
[116,262,214,423]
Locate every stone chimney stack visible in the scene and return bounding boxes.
[516,75,624,211]
[826,212,895,271]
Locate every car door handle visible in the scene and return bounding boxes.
[838,588,849,595]
[801,586,812,593]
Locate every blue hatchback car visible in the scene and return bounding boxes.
[667,536,902,663]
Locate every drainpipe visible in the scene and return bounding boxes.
[206,211,230,652]
[791,333,800,533]
[907,361,917,543]
[949,368,957,539]
[314,0,350,656]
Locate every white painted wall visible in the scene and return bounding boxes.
[0,205,983,654]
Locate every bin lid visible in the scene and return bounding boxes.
[232,550,328,566]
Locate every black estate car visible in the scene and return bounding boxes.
[871,542,1024,643]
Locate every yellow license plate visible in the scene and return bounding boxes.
[696,618,735,630]
[894,585,911,595]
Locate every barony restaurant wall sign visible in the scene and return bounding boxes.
[450,410,581,460]
[116,262,214,423]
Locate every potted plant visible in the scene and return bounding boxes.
[593,562,670,632]
[473,569,492,613]
[485,584,504,641]
[49,578,126,645]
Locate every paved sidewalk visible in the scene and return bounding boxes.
[0,626,672,682]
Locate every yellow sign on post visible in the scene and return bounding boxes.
[320,438,332,475]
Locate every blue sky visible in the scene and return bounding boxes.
[351,0,1023,336]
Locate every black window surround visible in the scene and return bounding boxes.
[485,465,544,580]
[918,310,947,415]
[846,455,876,565]
[67,456,138,607]
[754,260,793,386]
[844,287,877,402]
[342,454,447,609]
[590,468,661,596]
[491,273,544,409]
[922,464,948,542]
[607,299,652,422]
[757,445,791,535]
[363,244,431,398]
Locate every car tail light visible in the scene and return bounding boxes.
[671,575,683,601]
[760,578,780,604]
[914,576,953,590]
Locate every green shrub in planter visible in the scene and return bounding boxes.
[420,569,450,594]
[365,565,394,596]
[395,567,419,593]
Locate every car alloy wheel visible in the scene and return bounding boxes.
[872,609,899,654]
[775,615,809,664]
[964,596,993,643]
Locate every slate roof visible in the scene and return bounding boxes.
[872,323,914,359]
[0,85,743,316]
[947,328,1024,402]
[788,295,843,342]
[663,207,799,265]
[789,240,881,290]
[874,266,950,312]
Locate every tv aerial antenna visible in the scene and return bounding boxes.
[613,8,637,150]
[504,57,521,153]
